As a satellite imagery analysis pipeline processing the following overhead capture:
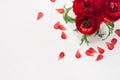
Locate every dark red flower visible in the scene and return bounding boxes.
[73,0,102,16]
[73,0,95,15]
[102,0,120,22]
[75,14,102,34]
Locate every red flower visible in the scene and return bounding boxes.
[102,0,120,22]
[73,0,95,15]
[73,0,102,16]
[75,14,102,34]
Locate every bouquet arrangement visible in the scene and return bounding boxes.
[63,0,120,45]
[37,0,120,61]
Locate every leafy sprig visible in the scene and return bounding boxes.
[103,22,114,40]
[62,5,115,45]
[80,35,89,45]
[63,6,75,23]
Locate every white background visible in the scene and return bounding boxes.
[0,0,120,80]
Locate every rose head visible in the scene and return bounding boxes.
[72,0,120,41]
[73,0,95,15]
[102,0,120,22]
[73,0,102,16]
[75,14,101,34]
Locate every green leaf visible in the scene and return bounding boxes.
[73,28,78,32]
[94,30,104,38]
[94,30,99,37]
[63,7,75,23]
[80,35,89,45]
[103,23,114,40]
[108,22,114,28]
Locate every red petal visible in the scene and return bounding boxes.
[89,47,97,53]
[96,54,104,61]
[75,49,81,59]
[97,47,105,54]
[50,0,56,2]
[115,29,120,37]
[54,21,60,29]
[106,42,114,50]
[58,52,65,60]
[61,31,67,39]
[56,8,64,14]
[111,38,117,45]
[37,12,43,20]
[59,25,66,30]
[85,50,94,56]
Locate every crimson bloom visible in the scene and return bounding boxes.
[73,0,102,16]
[73,0,95,15]
[102,0,120,22]
[75,14,102,34]
[73,0,103,35]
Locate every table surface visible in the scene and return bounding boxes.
[0,0,120,80]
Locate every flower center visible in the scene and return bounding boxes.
[84,2,91,8]
[83,20,91,28]
[109,2,118,12]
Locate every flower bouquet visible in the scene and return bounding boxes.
[37,0,120,61]
[63,0,120,45]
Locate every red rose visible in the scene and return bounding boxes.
[93,0,102,16]
[73,0,102,16]
[102,0,120,22]
[75,14,102,34]
[73,0,95,15]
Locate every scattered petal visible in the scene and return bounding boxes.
[75,49,81,59]
[50,0,56,2]
[58,52,65,60]
[96,54,104,61]
[54,21,60,29]
[89,47,97,53]
[111,38,117,45]
[97,47,105,54]
[85,49,94,56]
[59,25,66,30]
[56,8,64,14]
[115,29,120,37]
[37,12,43,20]
[106,42,114,50]
[61,31,67,39]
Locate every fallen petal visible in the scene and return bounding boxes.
[111,38,117,45]
[37,12,43,20]
[115,29,120,37]
[54,21,60,29]
[61,31,67,39]
[96,54,104,61]
[75,49,81,59]
[97,47,105,54]
[58,52,65,60]
[50,0,56,2]
[106,42,114,50]
[56,8,64,14]
[85,50,94,56]
[59,25,66,30]
[89,47,97,53]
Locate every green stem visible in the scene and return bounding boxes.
[94,30,99,37]
[63,6,74,23]
[103,24,113,40]
[94,30,105,38]
[80,35,89,45]
[73,28,78,32]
